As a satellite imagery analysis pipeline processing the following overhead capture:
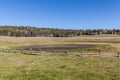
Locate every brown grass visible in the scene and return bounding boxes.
[0,35,120,50]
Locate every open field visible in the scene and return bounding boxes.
[0,35,120,56]
[0,53,120,80]
[0,35,119,53]
[0,35,120,49]
[0,35,120,80]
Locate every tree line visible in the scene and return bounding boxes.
[0,26,120,37]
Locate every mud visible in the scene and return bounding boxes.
[21,44,95,50]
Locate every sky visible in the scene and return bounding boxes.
[0,0,120,29]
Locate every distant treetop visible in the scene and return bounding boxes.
[0,26,119,37]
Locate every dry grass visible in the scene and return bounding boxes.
[0,35,120,49]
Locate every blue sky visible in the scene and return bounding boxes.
[0,0,120,29]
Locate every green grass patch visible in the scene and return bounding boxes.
[0,53,120,80]
[86,44,117,52]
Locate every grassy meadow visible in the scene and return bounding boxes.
[0,35,120,80]
[0,53,120,80]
